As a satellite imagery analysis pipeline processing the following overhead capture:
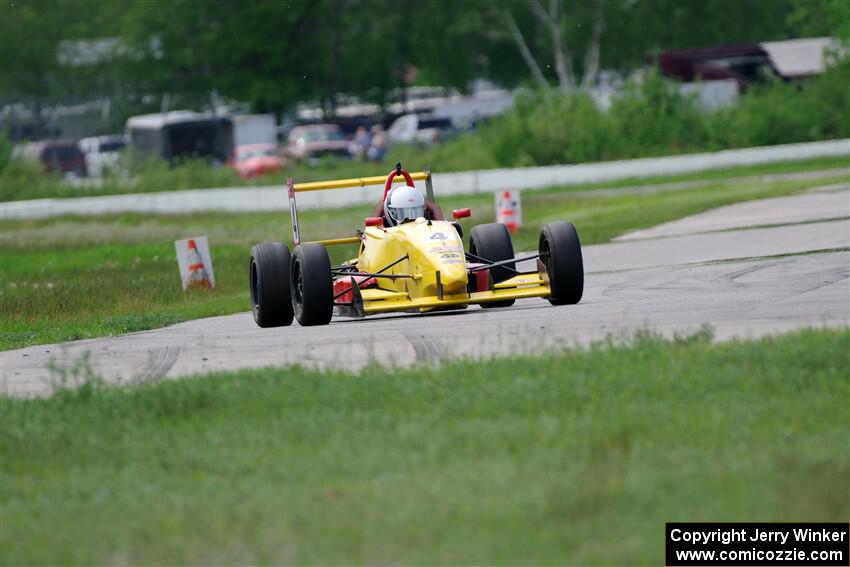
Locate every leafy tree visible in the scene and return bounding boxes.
[0,0,128,135]
[788,0,850,41]
[2,0,845,131]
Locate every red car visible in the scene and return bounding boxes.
[231,143,286,178]
[14,140,87,178]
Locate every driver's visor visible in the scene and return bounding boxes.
[391,205,425,222]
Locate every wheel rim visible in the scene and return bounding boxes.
[293,258,304,315]
[541,235,552,276]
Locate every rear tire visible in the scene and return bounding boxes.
[249,243,294,327]
[291,243,334,326]
[469,223,515,308]
[539,221,584,305]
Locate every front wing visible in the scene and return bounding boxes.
[354,273,550,315]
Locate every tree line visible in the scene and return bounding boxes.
[0,0,844,121]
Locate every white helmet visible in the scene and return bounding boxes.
[385,185,425,225]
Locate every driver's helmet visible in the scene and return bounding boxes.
[385,185,425,226]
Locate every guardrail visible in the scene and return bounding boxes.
[2,139,847,220]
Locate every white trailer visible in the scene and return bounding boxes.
[232,114,277,146]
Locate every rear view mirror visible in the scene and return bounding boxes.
[452,208,471,219]
[365,217,383,227]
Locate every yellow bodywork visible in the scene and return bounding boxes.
[361,219,467,297]
[290,169,552,316]
[349,218,551,314]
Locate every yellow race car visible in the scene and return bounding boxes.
[248,164,584,327]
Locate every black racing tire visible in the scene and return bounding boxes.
[539,221,584,305]
[249,242,294,327]
[291,243,334,326]
[469,223,515,308]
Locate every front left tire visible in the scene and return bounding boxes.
[469,223,516,308]
[249,242,294,327]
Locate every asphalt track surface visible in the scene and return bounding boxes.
[2,183,848,397]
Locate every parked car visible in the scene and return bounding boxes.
[79,134,126,178]
[285,124,350,161]
[126,111,233,164]
[230,143,286,178]
[13,140,87,178]
[387,114,454,145]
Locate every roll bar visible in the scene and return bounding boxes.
[287,164,433,245]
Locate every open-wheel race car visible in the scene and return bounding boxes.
[248,164,584,327]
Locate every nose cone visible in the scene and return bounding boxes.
[416,222,467,294]
[401,220,468,295]
[434,256,467,292]
[436,273,467,296]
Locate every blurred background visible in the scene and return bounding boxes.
[0,0,847,201]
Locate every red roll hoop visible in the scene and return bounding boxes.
[381,164,415,204]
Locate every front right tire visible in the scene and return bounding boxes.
[291,243,334,326]
[539,221,584,305]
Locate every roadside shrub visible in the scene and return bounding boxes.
[419,133,499,171]
[479,91,610,166]
[0,130,13,173]
[608,70,710,157]
[526,93,611,164]
[711,81,824,147]
[708,60,850,148]
[131,157,242,194]
[478,91,542,167]
[806,57,850,138]
[0,159,68,201]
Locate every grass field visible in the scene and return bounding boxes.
[1,329,847,564]
[1,160,846,350]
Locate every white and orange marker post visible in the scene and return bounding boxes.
[175,236,216,290]
[495,189,522,233]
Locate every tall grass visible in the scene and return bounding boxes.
[2,329,847,564]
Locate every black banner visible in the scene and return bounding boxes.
[666,523,849,566]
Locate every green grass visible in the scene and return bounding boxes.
[1,329,847,564]
[1,165,846,350]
